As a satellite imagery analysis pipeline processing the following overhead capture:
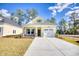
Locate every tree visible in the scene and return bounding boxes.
[69,12,78,34]
[58,18,67,34]
[26,8,38,22]
[49,17,56,24]
[14,9,26,25]
[70,12,76,27]
[10,8,38,25]
[11,12,15,20]
[11,9,28,25]
[0,13,3,17]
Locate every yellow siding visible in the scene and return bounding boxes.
[3,23,22,36]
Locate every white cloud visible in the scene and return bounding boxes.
[51,12,56,16]
[65,8,79,22]
[70,6,79,10]
[48,3,72,16]
[65,9,79,16]
[0,9,11,17]
[75,9,79,13]
[65,10,74,16]
[57,3,71,12]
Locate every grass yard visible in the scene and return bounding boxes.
[57,35,79,46]
[0,37,33,56]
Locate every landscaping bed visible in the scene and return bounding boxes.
[57,35,79,46]
[3,35,34,39]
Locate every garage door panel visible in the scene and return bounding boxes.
[44,29,54,37]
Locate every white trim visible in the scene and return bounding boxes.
[26,28,35,35]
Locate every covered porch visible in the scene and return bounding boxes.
[23,27,43,37]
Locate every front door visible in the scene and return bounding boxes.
[37,29,41,37]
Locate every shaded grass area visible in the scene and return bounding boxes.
[0,37,33,56]
[57,35,79,46]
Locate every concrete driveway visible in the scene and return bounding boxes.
[24,37,79,56]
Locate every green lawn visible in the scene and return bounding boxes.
[0,37,33,56]
[57,35,79,46]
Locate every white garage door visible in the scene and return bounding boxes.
[44,29,54,37]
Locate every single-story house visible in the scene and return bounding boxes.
[23,16,56,37]
[0,16,22,36]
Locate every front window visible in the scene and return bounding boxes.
[13,30,16,34]
[0,27,2,33]
[0,27,3,35]
[31,29,35,34]
[0,18,4,22]
[26,29,30,35]
[26,29,35,35]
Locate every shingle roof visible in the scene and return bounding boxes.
[0,16,21,28]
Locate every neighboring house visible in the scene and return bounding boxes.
[23,16,56,37]
[0,16,22,36]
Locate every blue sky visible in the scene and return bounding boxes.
[0,3,79,23]
[0,3,55,19]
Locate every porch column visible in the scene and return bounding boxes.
[35,28,38,37]
[23,27,26,36]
